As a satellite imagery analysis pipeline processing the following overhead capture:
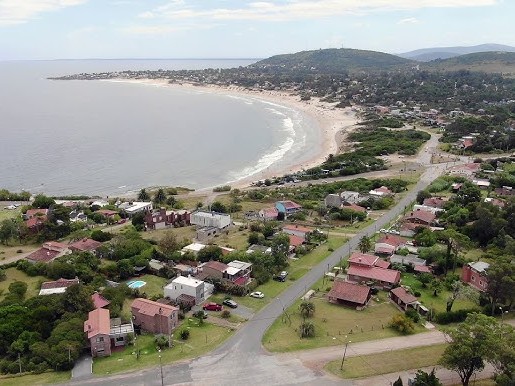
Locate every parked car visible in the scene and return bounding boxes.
[222,299,238,308]
[280,271,288,277]
[274,271,288,282]
[250,291,264,299]
[203,302,223,311]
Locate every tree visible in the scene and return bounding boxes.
[131,212,146,230]
[0,219,17,245]
[430,279,443,297]
[486,257,515,314]
[299,321,315,338]
[490,324,515,386]
[436,229,470,274]
[137,189,150,201]
[153,188,166,205]
[446,281,479,312]
[358,235,372,254]
[439,313,498,386]
[210,201,227,213]
[411,369,442,386]
[414,228,437,247]
[32,194,55,209]
[197,245,223,263]
[271,233,290,268]
[299,301,315,319]
[388,314,414,334]
[158,231,180,257]
[416,190,432,205]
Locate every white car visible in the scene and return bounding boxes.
[250,291,264,299]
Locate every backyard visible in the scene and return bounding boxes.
[0,267,47,301]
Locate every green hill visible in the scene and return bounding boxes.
[424,51,515,75]
[250,48,414,74]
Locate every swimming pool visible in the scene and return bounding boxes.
[127,280,147,289]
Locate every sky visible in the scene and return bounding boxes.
[0,0,514,60]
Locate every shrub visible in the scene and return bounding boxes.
[180,329,190,340]
[413,291,421,297]
[178,311,185,320]
[389,314,415,334]
[154,335,169,349]
[405,308,420,323]
[433,309,477,324]
[221,310,231,319]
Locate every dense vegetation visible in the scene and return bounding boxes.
[349,128,431,156]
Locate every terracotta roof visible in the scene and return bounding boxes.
[283,224,313,234]
[375,245,396,255]
[327,281,371,305]
[131,298,178,318]
[348,252,378,267]
[26,216,47,228]
[40,277,79,290]
[423,197,446,209]
[391,287,418,304]
[26,247,61,263]
[343,203,367,213]
[376,235,407,248]
[97,209,118,216]
[69,238,102,252]
[277,200,302,209]
[84,308,111,339]
[203,260,229,273]
[347,265,400,284]
[414,265,432,273]
[404,210,436,224]
[43,241,69,250]
[26,209,48,218]
[372,186,392,194]
[374,259,391,269]
[288,234,305,247]
[92,292,110,309]
[261,207,278,218]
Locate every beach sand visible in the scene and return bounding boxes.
[111,78,360,192]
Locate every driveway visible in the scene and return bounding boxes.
[71,356,92,380]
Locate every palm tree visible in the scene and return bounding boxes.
[358,235,372,254]
[154,188,166,205]
[299,321,315,338]
[138,188,150,201]
[299,301,315,319]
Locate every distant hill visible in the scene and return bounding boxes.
[250,48,414,74]
[400,44,515,62]
[424,51,515,74]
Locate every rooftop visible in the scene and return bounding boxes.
[347,265,400,284]
[391,287,418,304]
[169,275,204,287]
[203,260,229,273]
[84,308,111,339]
[131,298,178,318]
[92,292,111,309]
[283,224,313,234]
[327,280,371,305]
[69,238,102,252]
[469,261,490,273]
[227,260,252,271]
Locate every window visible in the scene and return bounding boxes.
[96,337,104,343]
[471,276,475,282]
[116,336,124,342]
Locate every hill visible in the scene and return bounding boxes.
[400,43,515,62]
[423,51,515,75]
[250,48,414,74]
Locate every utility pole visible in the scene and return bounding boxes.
[158,350,164,386]
[340,338,351,370]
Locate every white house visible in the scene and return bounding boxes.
[181,243,206,255]
[164,276,207,305]
[190,211,231,229]
[118,201,153,216]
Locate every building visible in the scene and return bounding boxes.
[461,261,490,291]
[246,244,272,254]
[448,163,481,178]
[258,207,279,221]
[39,278,79,296]
[91,292,110,309]
[181,243,206,255]
[69,238,102,253]
[422,197,447,210]
[324,194,343,208]
[342,203,367,214]
[275,200,303,215]
[403,209,436,227]
[389,287,418,311]
[190,211,231,229]
[327,280,371,308]
[348,252,390,269]
[24,208,49,232]
[374,235,408,257]
[118,201,153,217]
[164,276,206,305]
[84,308,112,357]
[389,254,426,268]
[144,208,190,230]
[131,298,179,335]
[346,265,401,289]
[201,260,252,286]
[282,224,313,240]
[472,179,491,189]
[26,241,71,264]
[369,186,393,197]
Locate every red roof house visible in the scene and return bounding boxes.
[92,292,111,309]
[348,252,390,269]
[374,235,407,256]
[275,200,303,215]
[403,209,436,226]
[342,203,367,213]
[282,224,313,240]
[259,207,279,221]
[390,287,418,311]
[39,278,79,295]
[288,234,305,249]
[346,265,400,289]
[84,308,112,357]
[327,280,371,308]
[423,197,446,209]
[26,241,70,263]
[69,238,102,253]
[131,298,179,335]
[369,186,393,196]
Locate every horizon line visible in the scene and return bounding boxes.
[0,57,264,62]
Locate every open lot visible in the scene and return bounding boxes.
[325,344,447,379]
[92,322,233,375]
[0,371,70,386]
[0,267,47,301]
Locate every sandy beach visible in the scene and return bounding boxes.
[109,78,360,192]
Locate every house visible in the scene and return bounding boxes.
[90,200,109,208]
[325,191,362,208]
[448,163,481,178]
[84,308,111,357]
[414,265,432,274]
[131,298,179,335]
[149,259,166,273]
[181,243,206,255]
[69,210,88,223]
[24,208,49,220]
[494,186,514,196]
[259,207,278,221]
[201,260,252,286]
[97,209,119,218]
[346,265,401,289]
[342,203,367,214]
[324,194,343,208]
[403,209,436,226]
[246,244,272,254]
[288,234,305,252]
[91,292,110,309]
[348,252,391,269]
[484,197,506,208]
[190,211,231,229]
[472,179,491,189]
[164,276,206,305]
[69,238,102,253]
[282,224,313,240]
[369,186,393,197]
[118,201,153,217]
[422,197,447,210]
[38,278,79,296]
[341,191,361,204]
[374,235,408,257]
[389,254,426,268]
[144,208,191,230]
[390,287,418,311]
[26,241,71,264]
[327,280,371,308]
[24,208,49,232]
[275,200,303,215]
[462,261,490,291]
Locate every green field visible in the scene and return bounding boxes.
[0,267,47,301]
[325,344,447,379]
[263,293,425,352]
[124,274,168,299]
[0,371,70,386]
[93,322,233,375]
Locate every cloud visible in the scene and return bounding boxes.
[397,17,420,24]
[139,0,497,22]
[0,0,87,26]
[121,22,219,35]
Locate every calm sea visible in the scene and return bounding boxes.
[0,59,320,197]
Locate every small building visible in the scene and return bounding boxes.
[389,254,426,268]
[246,244,272,254]
[26,241,71,264]
[91,292,110,309]
[346,265,401,289]
[181,243,206,255]
[259,207,279,221]
[164,276,206,305]
[461,261,489,292]
[275,200,303,215]
[190,211,231,229]
[422,197,447,210]
[472,179,491,189]
[390,287,418,311]
[144,208,191,230]
[327,280,371,308]
[369,186,393,197]
[131,298,179,335]
[201,260,252,286]
[324,194,343,208]
[375,235,408,257]
[288,234,305,252]
[97,209,119,218]
[84,308,112,357]
[448,163,481,178]
[69,238,102,254]
[342,203,367,214]
[39,278,80,296]
[403,209,436,226]
[118,201,153,217]
[282,224,313,240]
[348,252,391,269]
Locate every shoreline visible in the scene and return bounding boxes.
[110,78,360,193]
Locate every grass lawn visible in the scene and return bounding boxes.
[400,273,478,314]
[0,371,70,386]
[325,344,447,379]
[263,293,425,352]
[0,207,21,222]
[0,267,47,301]
[93,322,233,375]
[142,226,196,243]
[123,274,168,299]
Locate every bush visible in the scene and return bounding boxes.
[413,291,421,297]
[405,308,420,323]
[221,310,231,319]
[154,335,169,350]
[179,329,190,340]
[389,314,415,334]
[433,309,477,324]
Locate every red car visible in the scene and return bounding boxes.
[202,302,223,311]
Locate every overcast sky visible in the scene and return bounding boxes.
[0,0,514,60]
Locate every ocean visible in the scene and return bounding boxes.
[0,59,321,197]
